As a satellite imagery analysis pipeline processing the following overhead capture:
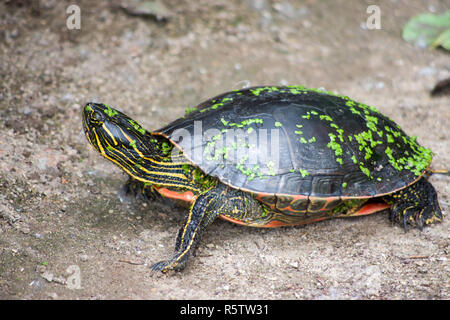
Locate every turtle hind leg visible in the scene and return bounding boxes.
[383,177,443,230]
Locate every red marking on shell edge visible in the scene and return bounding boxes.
[219,215,248,226]
[354,202,390,216]
[219,215,281,227]
[261,218,329,227]
[155,187,194,202]
[218,214,328,228]
[255,192,309,201]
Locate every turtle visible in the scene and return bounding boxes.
[82,85,443,272]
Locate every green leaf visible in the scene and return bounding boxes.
[402,11,450,50]
[430,28,450,50]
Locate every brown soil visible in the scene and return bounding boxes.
[0,0,448,299]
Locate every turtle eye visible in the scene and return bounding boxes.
[89,111,104,126]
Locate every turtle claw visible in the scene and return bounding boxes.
[389,204,416,231]
[385,178,443,231]
[151,258,186,273]
[151,260,170,272]
[123,177,160,202]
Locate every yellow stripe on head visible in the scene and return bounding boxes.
[118,126,145,158]
[102,123,118,146]
[94,128,106,156]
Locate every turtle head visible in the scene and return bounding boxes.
[82,102,152,163]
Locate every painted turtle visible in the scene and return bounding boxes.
[82,85,443,272]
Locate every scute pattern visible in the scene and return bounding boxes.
[157,86,431,199]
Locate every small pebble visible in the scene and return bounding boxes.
[41,271,54,282]
[80,254,89,262]
[36,265,46,273]
[48,292,58,299]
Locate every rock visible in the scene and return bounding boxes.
[48,292,58,299]
[120,0,172,22]
[41,271,54,282]
[35,265,47,274]
[417,66,437,77]
[273,2,296,19]
[250,0,269,11]
[80,254,89,262]
[52,276,67,285]
[0,204,21,224]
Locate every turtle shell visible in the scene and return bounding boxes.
[156,86,432,199]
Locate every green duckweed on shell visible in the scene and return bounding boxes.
[176,85,433,187]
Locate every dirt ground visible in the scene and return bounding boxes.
[0,0,449,300]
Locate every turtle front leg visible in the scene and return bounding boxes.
[151,185,225,272]
[151,183,267,272]
[383,177,443,230]
[123,176,162,202]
